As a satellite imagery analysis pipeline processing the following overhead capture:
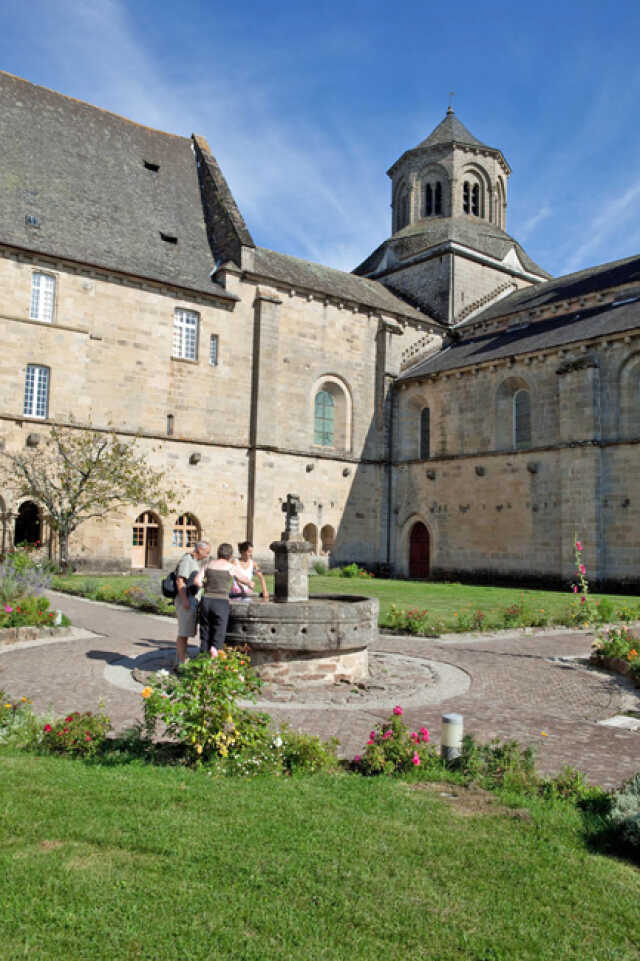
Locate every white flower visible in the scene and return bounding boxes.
[238,674,244,683]
[273,736,283,748]
[157,669,169,678]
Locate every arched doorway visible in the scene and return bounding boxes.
[172,513,201,550]
[131,511,163,569]
[15,501,41,547]
[302,523,318,553]
[320,524,336,554]
[409,522,430,578]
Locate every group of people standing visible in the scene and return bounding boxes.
[174,540,269,666]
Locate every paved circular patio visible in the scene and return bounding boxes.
[0,590,638,789]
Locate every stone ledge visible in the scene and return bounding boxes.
[591,653,640,688]
[0,624,68,645]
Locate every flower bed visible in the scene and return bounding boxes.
[591,625,640,687]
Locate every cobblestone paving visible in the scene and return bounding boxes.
[0,591,638,789]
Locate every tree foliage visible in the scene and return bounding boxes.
[0,425,178,565]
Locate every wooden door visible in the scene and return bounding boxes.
[131,512,162,569]
[409,522,430,579]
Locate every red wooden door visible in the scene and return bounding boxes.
[409,522,430,578]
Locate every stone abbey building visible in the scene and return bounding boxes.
[1,71,639,587]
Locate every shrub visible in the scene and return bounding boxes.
[0,554,52,606]
[592,625,638,660]
[456,734,538,792]
[41,710,111,758]
[278,726,339,773]
[383,604,444,636]
[608,772,640,857]
[540,767,611,810]
[312,560,328,575]
[142,649,269,764]
[356,706,435,776]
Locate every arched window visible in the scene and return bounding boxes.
[320,525,336,554]
[303,523,318,553]
[420,407,430,459]
[314,390,335,446]
[513,390,531,448]
[313,377,351,451]
[463,181,470,214]
[434,182,442,215]
[425,183,433,216]
[172,513,201,549]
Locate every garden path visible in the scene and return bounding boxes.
[0,591,637,789]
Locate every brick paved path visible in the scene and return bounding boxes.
[0,591,638,789]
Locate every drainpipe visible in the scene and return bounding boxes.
[386,380,394,568]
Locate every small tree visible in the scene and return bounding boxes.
[0,425,179,568]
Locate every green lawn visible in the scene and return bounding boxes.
[52,571,640,631]
[1,752,638,961]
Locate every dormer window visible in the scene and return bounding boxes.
[144,161,160,172]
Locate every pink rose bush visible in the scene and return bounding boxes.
[354,707,434,775]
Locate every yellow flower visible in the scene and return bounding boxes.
[4,703,12,709]
[195,744,203,755]
[20,696,27,702]
[141,686,153,699]
[219,746,228,757]
[541,731,548,737]
[218,650,227,660]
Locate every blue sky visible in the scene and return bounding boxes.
[2,0,640,277]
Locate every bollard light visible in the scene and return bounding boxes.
[441,712,463,763]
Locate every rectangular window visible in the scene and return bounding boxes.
[30,272,56,323]
[209,334,219,366]
[24,365,49,419]
[172,308,199,361]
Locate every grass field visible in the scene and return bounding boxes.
[51,571,640,630]
[1,751,639,961]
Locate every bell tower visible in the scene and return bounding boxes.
[354,109,549,326]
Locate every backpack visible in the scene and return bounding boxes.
[161,569,179,599]
[161,557,199,600]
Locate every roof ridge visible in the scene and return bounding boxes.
[0,69,188,141]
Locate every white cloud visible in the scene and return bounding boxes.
[560,179,640,274]
[518,204,552,241]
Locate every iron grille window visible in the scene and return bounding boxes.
[24,364,49,419]
[30,272,55,323]
[172,308,199,360]
[314,390,335,446]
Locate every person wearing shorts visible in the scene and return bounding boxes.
[175,540,210,665]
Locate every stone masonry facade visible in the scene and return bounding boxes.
[1,71,640,587]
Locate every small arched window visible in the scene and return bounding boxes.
[425,184,433,216]
[434,182,442,215]
[513,390,531,448]
[314,390,335,446]
[420,407,430,459]
[463,181,470,214]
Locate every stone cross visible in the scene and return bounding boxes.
[281,493,303,538]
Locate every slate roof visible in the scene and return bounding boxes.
[459,252,640,326]
[354,216,551,279]
[251,247,435,322]
[0,71,236,300]
[399,293,640,381]
[416,108,486,150]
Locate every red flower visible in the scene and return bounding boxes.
[65,716,73,722]
[43,724,52,733]
[63,727,70,734]
[84,734,92,741]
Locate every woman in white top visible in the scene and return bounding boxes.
[232,541,269,601]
